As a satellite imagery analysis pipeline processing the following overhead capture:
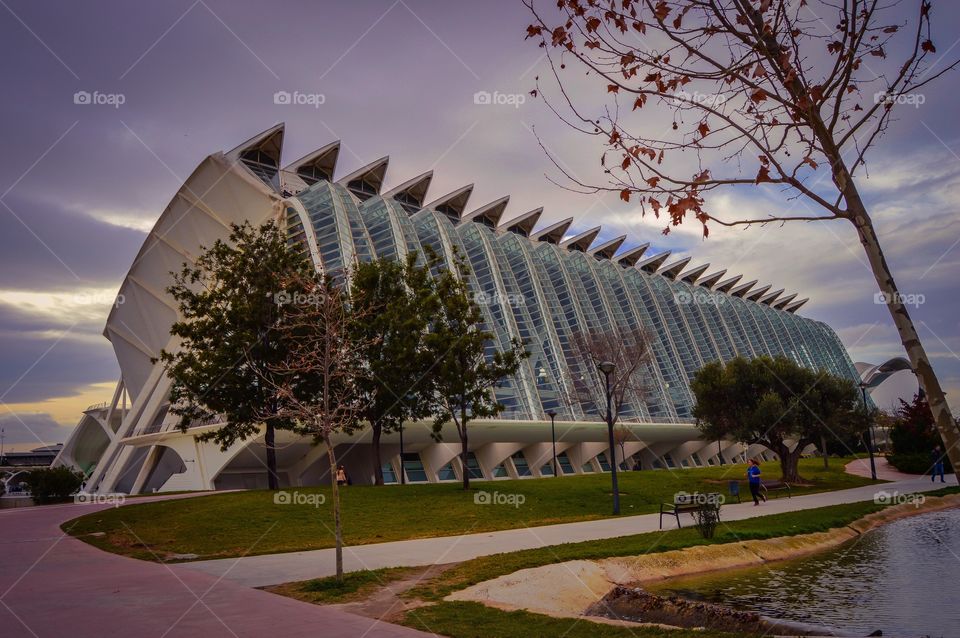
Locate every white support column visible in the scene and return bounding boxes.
[474,442,522,479]
[130,445,159,494]
[418,442,461,482]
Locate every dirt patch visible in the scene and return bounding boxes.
[587,586,828,635]
[309,564,457,623]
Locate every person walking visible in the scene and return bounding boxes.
[931,446,946,483]
[335,465,349,487]
[747,458,766,506]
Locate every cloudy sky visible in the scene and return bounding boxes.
[1,0,959,448]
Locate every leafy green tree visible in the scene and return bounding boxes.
[692,356,861,483]
[23,466,85,504]
[159,221,311,490]
[424,255,529,490]
[349,253,438,485]
[888,393,953,474]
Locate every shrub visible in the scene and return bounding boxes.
[692,501,722,539]
[22,467,85,504]
[888,452,953,475]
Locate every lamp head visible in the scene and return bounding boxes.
[598,361,615,375]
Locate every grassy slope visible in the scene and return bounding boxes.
[64,458,875,561]
[395,490,959,638]
[402,499,888,601]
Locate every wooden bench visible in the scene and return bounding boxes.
[659,492,723,529]
[761,480,791,498]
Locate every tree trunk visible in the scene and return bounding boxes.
[848,201,960,485]
[371,424,383,486]
[324,433,343,582]
[779,448,803,484]
[264,421,279,490]
[821,434,829,469]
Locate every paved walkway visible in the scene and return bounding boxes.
[179,473,956,588]
[0,496,430,638]
[843,456,918,481]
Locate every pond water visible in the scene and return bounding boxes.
[647,507,960,638]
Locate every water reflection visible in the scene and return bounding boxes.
[647,508,960,637]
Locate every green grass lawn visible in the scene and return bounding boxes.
[267,566,417,605]
[64,457,876,561]
[401,602,740,638]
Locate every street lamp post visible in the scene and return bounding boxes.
[598,361,620,515]
[399,422,405,485]
[717,439,724,465]
[859,382,877,481]
[547,410,557,477]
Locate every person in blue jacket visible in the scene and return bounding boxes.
[931,446,946,483]
[747,458,766,506]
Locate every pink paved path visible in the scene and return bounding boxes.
[0,498,433,638]
[844,456,918,481]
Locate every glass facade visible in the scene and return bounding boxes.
[286,178,862,426]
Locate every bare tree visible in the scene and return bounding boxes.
[570,326,654,425]
[248,272,368,581]
[525,0,960,480]
[570,325,653,512]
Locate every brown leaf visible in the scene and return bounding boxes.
[621,155,631,170]
[755,165,772,183]
[632,95,647,110]
[646,176,660,188]
[551,26,567,47]
[750,88,768,103]
[922,40,936,53]
[607,84,620,93]
[697,121,710,138]
[653,1,669,21]
[620,189,631,202]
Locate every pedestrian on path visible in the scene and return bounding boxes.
[931,446,946,483]
[336,465,349,487]
[747,458,766,506]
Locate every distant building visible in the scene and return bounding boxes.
[2,444,63,468]
[855,361,919,414]
[56,125,862,493]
